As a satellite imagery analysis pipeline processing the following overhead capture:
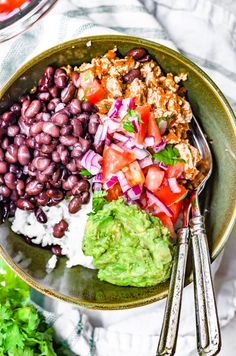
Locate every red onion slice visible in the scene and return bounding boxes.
[146,190,173,217]
[108,99,122,118]
[159,162,168,171]
[81,149,102,175]
[132,147,150,160]
[153,138,166,153]
[101,120,109,141]
[144,136,155,147]
[117,171,131,192]
[139,156,153,168]
[113,132,129,143]
[103,175,119,190]
[168,178,181,193]
[127,184,143,200]
[94,124,104,146]
[93,172,103,183]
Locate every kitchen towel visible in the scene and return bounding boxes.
[1,0,236,355]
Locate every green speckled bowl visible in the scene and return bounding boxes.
[0,35,236,310]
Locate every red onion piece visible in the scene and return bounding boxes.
[117,171,130,193]
[113,132,129,143]
[146,190,173,217]
[153,138,166,153]
[159,162,168,171]
[103,175,119,190]
[132,147,149,160]
[100,120,109,141]
[131,117,139,133]
[144,136,155,148]
[168,178,181,193]
[81,149,102,175]
[107,119,121,133]
[127,184,143,200]
[119,98,134,118]
[108,99,122,118]
[139,156,153,168]
[92,172,103,183]
[94,124,104,146]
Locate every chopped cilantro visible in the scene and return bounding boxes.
[88,190,108,215]
[127,109,143,123]
[153,144,185,165]
[80,169,92,177]
[155,116,172,125]
[123,120,135,133]
[84,70,92,81]
[0,259,56,355]
[82,97,88,102]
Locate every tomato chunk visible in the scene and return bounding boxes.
[0,0,26,12]
[147,112,162,144]
[169,200,183,224]
[135,105,150,144]
[102,146,136,180]
[154,178,187,206]
[155,212,176,237]
[166,161,185,178]
[123,161,145,187]
[145,166,165,194]
[106,183,122,201]
[80,70,106,104]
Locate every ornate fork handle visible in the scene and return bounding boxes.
[157,227,189,356]
[190,215,221,356]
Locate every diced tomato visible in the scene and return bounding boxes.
[147,112,162,145]
[0,0,26,12]
[135,105,151,144]
[80,70,106,104]
[123,161,145,187]
[155,212,176,237]
[102,146,136,180]
[154,178,187,206]
[166,161,185,178]
[169,200,183,224]
[145,166,165,194]
[106,183,122,201]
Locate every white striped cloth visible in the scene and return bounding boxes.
[1,0,236,355]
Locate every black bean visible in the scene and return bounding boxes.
[126,47,147,59]
[123,68,141,84]
[35,207,48,224]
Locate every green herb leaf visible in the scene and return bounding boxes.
[127,109,143,123]
[84,70,92,81]
[123,120,135,133]
[88,190,108,215]
[153,144,185,165]
[155,116,172,125]
[0,259,56,355]
[82,97,88,102]
[80,169,93,177]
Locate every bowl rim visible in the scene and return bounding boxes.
[0,34,236,309]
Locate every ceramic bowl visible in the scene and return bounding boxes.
[0,35,235,309]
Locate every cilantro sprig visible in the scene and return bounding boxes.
[153,144,185,166]
[122,120,135,133]
[0,259,56,355]
[88,190,108,215]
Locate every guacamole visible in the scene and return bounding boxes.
[83,198,173,287]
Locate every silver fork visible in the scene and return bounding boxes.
[157,115,221,356]
[189,115,221,355]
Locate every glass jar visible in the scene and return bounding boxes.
[0,0,58,43]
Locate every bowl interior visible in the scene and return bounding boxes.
[0,36,236,309]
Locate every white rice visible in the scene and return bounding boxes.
[11,198,95,270]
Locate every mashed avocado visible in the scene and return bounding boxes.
[83,198,173,287]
